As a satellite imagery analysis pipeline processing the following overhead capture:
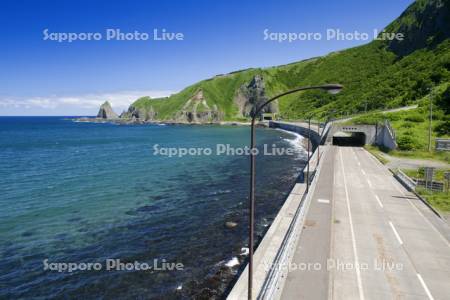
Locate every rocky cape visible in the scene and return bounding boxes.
[76,74,275,125]
[77,0,450,125]
[74,101,253,126]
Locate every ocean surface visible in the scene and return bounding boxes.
[0,117,307,299]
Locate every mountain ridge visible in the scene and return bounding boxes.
[113,0,450,123]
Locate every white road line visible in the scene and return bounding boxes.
[361,169,366,176]
[317,198,330,204]
[374,195,383,208]
[361,149,450,248]
[389,221,403,245]
[390,178,450,248]
[365,150,384,171]
[339,148,365,300]
[359,149,438,300]
[417,274,435,300]
[367,178,373,188]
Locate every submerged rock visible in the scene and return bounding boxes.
[225,221,238,229]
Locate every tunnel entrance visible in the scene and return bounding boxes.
[332,132,366,147]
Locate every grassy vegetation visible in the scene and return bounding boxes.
[130,0,450,125]
[402,168,449,182]
[348,83,450,163]
[416,188,450,212]
[400,168,450,212]
[132,70,261,121]
[364,145,389,165]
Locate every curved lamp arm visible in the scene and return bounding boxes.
[246,82,342,300]
[251,84,343,123]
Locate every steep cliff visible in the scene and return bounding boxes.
[102,0,450,123]
[121,102,157,121]
[384,0,450,56]
[173,89,223,123]
[234,75,277,118]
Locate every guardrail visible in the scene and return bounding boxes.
[436,138,450,151]
[392,169,443,218]
[227,122,329,299]
[415,179,445,192]
[258,145,329,299]
[395,169,417,191]
[395,170,445,192]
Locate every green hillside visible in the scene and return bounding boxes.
[128,0,450,123]
[349,81,450,162]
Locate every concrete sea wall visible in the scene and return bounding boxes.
[227,121,328,299]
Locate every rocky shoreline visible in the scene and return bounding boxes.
[73,116,254,127]
[74,100,256,126]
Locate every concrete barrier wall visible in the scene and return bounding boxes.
[269,121,321,147]
[227,122,327,299]
[325,123,397,150]
[377,126,397,149]
[376,122,397,150]
[327,124,377,144]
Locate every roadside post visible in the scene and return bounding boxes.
[424,167,434,191]
[445,171,450,194]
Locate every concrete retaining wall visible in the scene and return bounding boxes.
[227,122,327,299]
[326,123,397,150]
[377,125,397,149]
[269,121,321,146]
[327,124,377,144]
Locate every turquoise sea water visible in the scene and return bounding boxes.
[0,117,307,299]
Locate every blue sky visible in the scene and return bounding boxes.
[0,0,414,115]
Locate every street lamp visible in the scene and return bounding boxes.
[247,84,343,299]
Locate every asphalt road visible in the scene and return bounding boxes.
[281,146,450,300]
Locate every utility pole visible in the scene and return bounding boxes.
[428,95,433,152]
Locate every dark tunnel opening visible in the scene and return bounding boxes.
[332,132,366,147]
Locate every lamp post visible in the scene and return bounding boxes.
[317,119,320,166]
[247,84,343,300]
[306,117,311,193]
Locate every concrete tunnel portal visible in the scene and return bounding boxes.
[332,131,366,147]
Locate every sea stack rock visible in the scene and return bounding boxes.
[97,101,118,119]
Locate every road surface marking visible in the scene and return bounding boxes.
[389,221,403,245]
[375,195,383,208]
[339,148,365,300]
[361,148,450,248]
[354,151,361,165]
[367,178,373,188]
[389,177,450,248]
[417,274,434,300]
[361,169,366,176]
[365,150,384,171]
[317,198,330,204]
